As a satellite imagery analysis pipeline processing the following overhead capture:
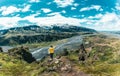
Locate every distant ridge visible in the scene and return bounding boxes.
[0,25,97,45]
[0,25,96,35]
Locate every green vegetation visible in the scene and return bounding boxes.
[20,38,68,48]
[0,53,40,76]
[0,25,96,46]
[1,34,120,76]
[67,34,120,76]
[0,33,78,46]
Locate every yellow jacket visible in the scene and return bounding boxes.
[48,47,54,54]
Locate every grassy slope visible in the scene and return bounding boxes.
[68,34,120,76]
[21,37,68,48]
[0,53,46,76]
[0,33,120,76]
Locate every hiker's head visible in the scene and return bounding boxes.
[50,45,53,48]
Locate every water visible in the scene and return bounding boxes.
[101,31,120,38]
[31,36,83,61]
[31,47,49,61]
[0,35,84,61]
[0,46,13,52]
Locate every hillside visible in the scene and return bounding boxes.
[0,25,96,35]
[0,25,96,46]
[0,33,120,76]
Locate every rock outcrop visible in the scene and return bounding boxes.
[0,47,3,52]
[8,46,36,63]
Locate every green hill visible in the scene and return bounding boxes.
[0,33,120,76]
[0,25,96,46]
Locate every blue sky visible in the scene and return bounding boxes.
[0,0,120,31]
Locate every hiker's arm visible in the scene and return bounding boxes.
[48,48,50,54]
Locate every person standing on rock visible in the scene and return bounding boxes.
[79,43,87,63]
[48,45,55,60]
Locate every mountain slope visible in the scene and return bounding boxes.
[0,25,96,35]
[1,33,120,76]
[0,25,96,45]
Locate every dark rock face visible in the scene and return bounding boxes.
[8,46,36,63]
[0,47,3,52]
[20,47,36,63]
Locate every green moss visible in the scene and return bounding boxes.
[68,52,78,61]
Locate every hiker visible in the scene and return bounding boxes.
[80,44,87,53]
[48,45,55,60]
[78,44,87,63]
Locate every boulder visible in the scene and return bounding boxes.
[0,47,3,52]
[8,46,36,63]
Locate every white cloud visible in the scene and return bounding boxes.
[29,0,40,3]
[15,14,20,17]
[88,14,103,19]
[99,8,103,11]
[47,12,60,16]
[116,6,120,10]
[0,17,21,29]
[71,7,76,10]
[0,6,6,11]
[93,13,120,31]
[115,3,120,10]
[81,15,85,17]
[47,2,52,5]
[92,5,101,10]
[54,0,74,7]
[79,13,120,31]
[41,8,52,13]
[61,10,66,13]
[24,13,81,26]
[0,5,31,16]
[80,5,101,12]
[0,6,21,16]
[71,13,120,31]
[74,3,79,7]
[0,13,81,29]
[99,13,119,22]
[0,11,119,31]
[22,5,31,12]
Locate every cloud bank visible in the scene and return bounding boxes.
[0,0,120,31]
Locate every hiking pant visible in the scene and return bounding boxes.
[50,53,54,59]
